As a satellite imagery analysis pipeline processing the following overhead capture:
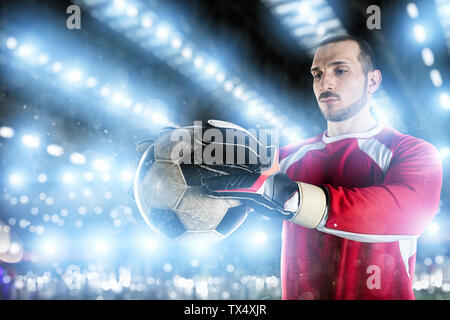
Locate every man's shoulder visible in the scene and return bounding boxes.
[279,132,324,161]
[376,126,439,158]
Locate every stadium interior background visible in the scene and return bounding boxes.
[0,0,449,300]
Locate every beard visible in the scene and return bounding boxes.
[320,79,368,122]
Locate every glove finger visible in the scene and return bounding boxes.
[201,174,262,192]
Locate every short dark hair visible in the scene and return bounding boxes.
[317,35,376,74]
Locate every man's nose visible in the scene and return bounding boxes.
[319,71,335,92]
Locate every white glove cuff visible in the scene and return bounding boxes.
[289,182,327,228]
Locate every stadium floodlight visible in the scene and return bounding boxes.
[421,48,434,66]
[440,92,450,110]
[439,146,450,159]
[83,171,95,182]
[113,0,126,10]
[141,16,154,29]
[181,47,193,59]
[111,91,123,104]
[155,25,170,39]
[21,134,40,148]
[406,3,419,19]
[76,1,302,135]
[99,85,111,97]
[215,71,225,83]
[224,80,234,92]
[9,173,23,186]
[120,169,133,182]
[233,86,244,99]
[298,1,312,16]
[205,63,217,76]
[92,159,111,172]
[252,232,267,245]
[125,5,138,18]
[0,126,15,138]
[5,36,18,49]
[426,221,440,235]
[37,53,49,65]
[70,152,86,165]
[413,24,427,43]
[430,69,443,87]
[17,44,34,58]
[193,56,205,69]
[3,33,175,136]
[151,112,167,125]
[86,76,98,88]
[41,239,58,256]
[132,103,144,114]
[435,0,450,56]
[46,144,64,157]
[37,173,48,183]
[66,69,83,83]
[170,37,182,50]
[261,0,347,56]
[122,97,133,108]
[62,172,75,184]
[95,240,109,255]
[51,61,63,73]
[143,237,158,251]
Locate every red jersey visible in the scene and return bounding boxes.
[279,123,443,300]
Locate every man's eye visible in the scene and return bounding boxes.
[336,69,347,75]
[313,73,322,79]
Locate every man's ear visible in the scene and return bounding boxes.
[367,69,382,95]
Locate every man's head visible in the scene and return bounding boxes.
[310,35,381,122]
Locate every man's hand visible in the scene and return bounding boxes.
[201,171,301,220]
[201,170,329,228]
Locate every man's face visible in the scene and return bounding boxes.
[311,40,368,122]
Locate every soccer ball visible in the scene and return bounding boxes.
[133,125,250,245]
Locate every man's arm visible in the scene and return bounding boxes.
[202,136,443,242]
[317,137,442,241]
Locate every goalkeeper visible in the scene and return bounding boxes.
[201,35,443,300]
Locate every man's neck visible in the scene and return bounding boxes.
[326,106,378,137]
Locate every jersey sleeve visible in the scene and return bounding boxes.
[318,136,443,242]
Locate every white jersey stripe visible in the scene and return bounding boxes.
[280,141,326,173]
[316,225,417,243]
[357,138,393,175]
[398,238,417,278]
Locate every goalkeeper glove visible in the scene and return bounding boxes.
[201,170,328,228]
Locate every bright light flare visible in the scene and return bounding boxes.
[440,92,450,110]
[407,3,419,19]
[17,44,34,57]
[439,147,450,159]
[70,152,86,165]
[67,69,83,82]
[22,134,40,148]
[426,222,440,235]
[5,37,18,49]
[181,47,193,59]
[0,126,15,138]
[42,240,57,256]
[95,240,109,254]
[62,172,75,184]
[413,24,426,43]
[121,169,134,182]
[9,173,23,186]
[252,232,267,245]
[92,159,111,172]
[51,61,63,73]
[46,144,64,157]
[156,25,169,39]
